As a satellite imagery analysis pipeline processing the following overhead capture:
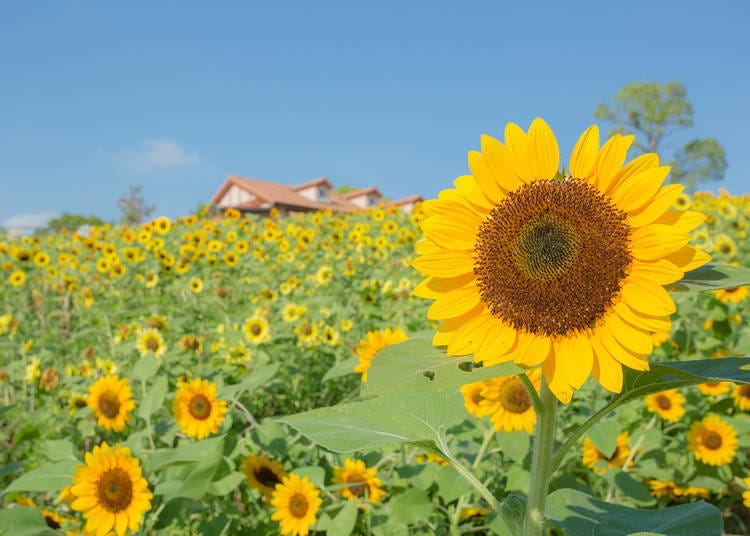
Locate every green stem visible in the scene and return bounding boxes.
[519,373,543,415]
[522,378,557,536]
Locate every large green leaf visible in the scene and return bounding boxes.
[0,507,59,536]
[668,262,750,291]
[219,363,280,400]
[146,435,225,472]
[366,339,522,395]
[276,389,467,452]
[322,356,360,382]
[546,488,722,536]
[138,374,168,419]
[3,460,78,494]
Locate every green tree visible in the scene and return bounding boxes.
[118,184,155,225]
[595,82,727,193]
[41,212,106,234]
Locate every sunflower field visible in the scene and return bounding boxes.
[1,177,750,533]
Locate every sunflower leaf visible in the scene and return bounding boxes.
[0,507,60,536]
[366,339,523,395]
[3,460,78,494]
[219,363,280,400]
[276,389,467,452]
[545,488,722,536]
[668,262,750,291]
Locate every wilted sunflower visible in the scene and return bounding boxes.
[240,453,286,495]
[87,375,135,432]
[270,474,322,536]
[732,383,750,411]
[71,442,152,536]
[353,328,409,382]
[413,118,709,402]
[172,377,227,440]
[332,459,385,503]
[582,432,633,474]
[135,328,166,357]
[714,285,749,304]
[687,415,737,466]
[644,389,686,422]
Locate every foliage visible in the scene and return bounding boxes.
[118,184,156,225]
[38,212,107,235]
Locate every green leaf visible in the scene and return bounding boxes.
[326,501,359,536]
[0,507,60,536]
[546,488,722,536]
[668,262,750,291]
[389,488,434,524]
[322,357,360,382]
[366,339,523,395]
[0,404,18,419]
[294,466,326,489]
[42,438,78,462]
[436,464,472,504]
[276,390,467,452]
[155,455,223,501]
[147,435,225,472]
[609,471,656,506]
[586,415,619,458]
[131,354,159,383]
[207,471,245,496]
[138,375,168,419]
[3,460,78,494]
[495,431,530,463]
[219,363,280,400]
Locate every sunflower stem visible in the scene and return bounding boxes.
[522,378,557,536]
[519,373,543,415]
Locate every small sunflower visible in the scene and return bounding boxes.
[461,381,492,418]
[713,285,749,304]
[697,380,732,396]
[412,118,709,403]
[9,270,26,286]
[172,378,228,440]
[644,389,686,422]
[242,316,271,344]
[686,415,737,466]
[87,375,135,432]
[270,474,323,536]
[189,277,203,293]
[743,476,750,508]
[240,453,286,495]
[353,328,409,382]
[135,328,167,357]
[70,442,152,536]
[732,383,750,411]
[582,432,632,474]
[332,459,385,502]
[483,370,541,433]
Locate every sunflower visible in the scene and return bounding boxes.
[477,370,541,433]
[135,328,167,357]
[240,453,286,495]
[582,432,632,474]
[461,381,493,417]
[353,328,409,382]
[270,474,323,536]
[743,476,750,508]
[189,277,203,293]
[152,216,171,235]
[242,316,271,344]
[172,377,227,440]
[294,321,319,348]
[70,442,152,536]
[686,415,737,466]
[697,380,732,396]
[412,118,709,403]
[9,270,26,286]
[732,383,750,411]
[714,285,749,304]
[644,389,686,422]
[87,375,135,432]
[332,458,385,502]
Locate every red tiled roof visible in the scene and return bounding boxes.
[389,194,423,206]
[292,177,333,191]
[341,186,382,199]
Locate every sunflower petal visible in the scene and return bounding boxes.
[612,166,671,214]
[527,118,560,179]
[570,125,600,178]
[631,224,690,260]
[593,134,634,192]
[513,332,552,367]
[543,355,573,404]
[481,134,524,190]
[504,122,533,181]
[621,277,676,316]
[469,150,504,204]
[666,245,711,272]
[628,184,684,228]
[427,283,481,319]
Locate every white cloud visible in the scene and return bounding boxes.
[118,139,200,173]
[1,211,58,235]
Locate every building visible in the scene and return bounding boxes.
[211,175,422,216]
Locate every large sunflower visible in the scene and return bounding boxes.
[172,378,228,440]
[240,453,286,496]
[87,375,135,432]
[332,458,385,503]
[686,415,737,466]
[270,473,322,536]
[70,442,152,536]
[413,118,709,402]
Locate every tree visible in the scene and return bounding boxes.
[42,213,107,234]
[118,184,155,225]
[595,82,727,193]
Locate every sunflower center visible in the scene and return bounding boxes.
[96,468,133,513]
[250,324,262,336]
[146,337,158,351]
[474,179,632,337]
[98,391,121,419]
[345,476,367,498]
[254,466,282,488]
[739,385,750,398]
[704,431,722,450]
[656,394,672,411]
[289,493,309,518]
[499,378,531,414]
[188,394,212,420]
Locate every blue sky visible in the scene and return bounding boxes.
[1,1,748,232]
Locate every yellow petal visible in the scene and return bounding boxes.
[630,258,684,285]
[557,334,593,389]
[613,300,671,332]
[422,216,479,250]
[651,210,706,233]
[454,175,493,210]
[543,355,573,404]
[665,245,711,272]
[592,134,634,192]
[621,277,676,316]
[607,153,660,194]
[504,122,533,181]
[590,336,624,393]
[411,250,475,278]
[513,331,552,367]
[447,310,493,355]
[413,273,475,298]
[468,150,504,205]
[607,313,653,356]
[428,283,482,319]
[596,322,649,371]
[476,321,518,365]
[527,118,560,179]
[481,134,525,190]
[612,166,671,214]
[631,225,690,261]
[628,184,684,228]
[436,188,487,216]
[570,125,600,179]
